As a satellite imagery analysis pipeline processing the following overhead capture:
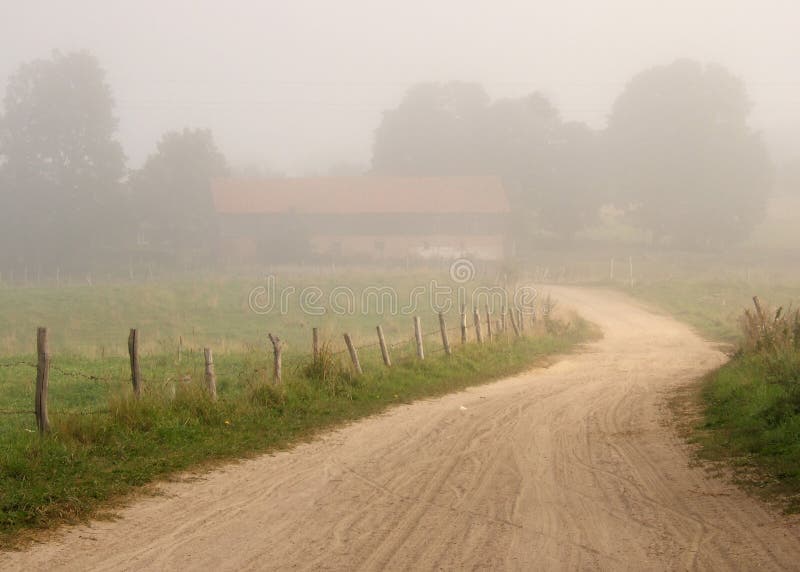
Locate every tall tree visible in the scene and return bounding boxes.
[539,121,603,240]
[0,51,125,268]
[775,157,800,195]
[607,59,772,247]
[484,94,602,241]
[485,93,560,194]
[371,85,602,242]
[371,82,490,175]
[130,128,228,259]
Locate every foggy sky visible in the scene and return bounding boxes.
[2,0,799,175]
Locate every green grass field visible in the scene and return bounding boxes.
[631,279,800,344]
[0,271,489,356]
[0,272,593,546]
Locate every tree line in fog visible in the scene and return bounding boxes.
[0,52,780,272]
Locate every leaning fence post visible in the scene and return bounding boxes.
[377,325,392,367]
[485,305,493,342]
[268,333,283,384]
[438,312,451,356]
[460,304,468,344]
[128,328,142,398]
[35,327,50,434]
[203,348,218,400]
[312,327,320,363]
[474,308,483,344]
[413,316,425,360]
[343,333,363,375]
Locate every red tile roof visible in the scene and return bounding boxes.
[211,176,510,214]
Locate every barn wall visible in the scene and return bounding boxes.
[308,234,506,260]
[217,213,512,262]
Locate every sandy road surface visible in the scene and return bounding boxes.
[4,287,800,571]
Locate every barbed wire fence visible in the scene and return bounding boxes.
[1,300,551,434]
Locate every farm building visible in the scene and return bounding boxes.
[211,176,513,263]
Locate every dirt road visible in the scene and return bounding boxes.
[4,287,800,570]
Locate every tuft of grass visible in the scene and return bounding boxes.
[0,316,596,547]
[300,342,359,397]
[739,296,800,354]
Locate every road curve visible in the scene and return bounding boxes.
[3,287,800,570]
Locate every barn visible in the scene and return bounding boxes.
[211,176,513,263]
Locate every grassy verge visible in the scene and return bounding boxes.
[0,317,596,547]
[692,351,800,511]
[631,280,800,511]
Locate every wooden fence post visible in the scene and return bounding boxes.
[203,348,217,400]
[343,333,363,374]
[312,327,320,362]
[128,328,142,398]
[517,308,525,334]
[35,327,50,434]
[377,325,391,367]
[628,255,634,288]
[474,308,483,344]
[413,316,425,360]
[501,306,507,333]
[509,309,521,337]
[485,305,493,342]
[438,312,451,356]
[178,335,183,363]
[268,334,283,384]
[460,305,468,344]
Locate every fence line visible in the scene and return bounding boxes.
[2,299,547,435]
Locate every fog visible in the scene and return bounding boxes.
[2,0,799,173]
[1,0,799,275]
[5,2,800,556]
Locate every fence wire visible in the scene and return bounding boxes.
[50,363,123,384]
[0,361,36,369]
[1,308,533,423]
[51,409,111,416]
